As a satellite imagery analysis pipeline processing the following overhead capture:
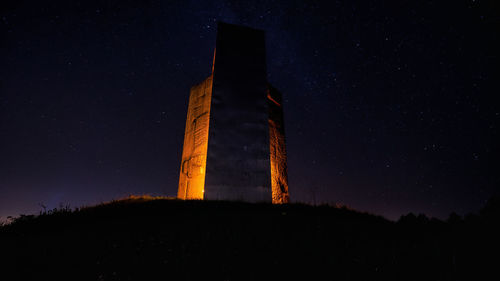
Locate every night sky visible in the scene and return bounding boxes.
[1,0,498,220]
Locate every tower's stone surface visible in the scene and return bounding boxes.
[177,75,212,200]
[178,22,289,203]
[268,85,290,203]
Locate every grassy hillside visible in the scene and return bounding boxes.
[1,198,498,281]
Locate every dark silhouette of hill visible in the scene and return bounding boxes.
[1,197,498,281]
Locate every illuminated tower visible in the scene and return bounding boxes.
[178,22,289,203]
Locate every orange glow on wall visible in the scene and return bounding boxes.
[178,79,290,203]
[268,87,290,204]
[177,75,213,199]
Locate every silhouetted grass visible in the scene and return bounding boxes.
[1,197,498,281]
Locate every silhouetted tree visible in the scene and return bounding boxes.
[479,195,500,221]
[447,212,462,224]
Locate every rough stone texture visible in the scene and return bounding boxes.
[177,22,289,203]
[268,84,290,203]
[177,75,213,199]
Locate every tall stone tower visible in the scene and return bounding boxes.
[178,22,289,204]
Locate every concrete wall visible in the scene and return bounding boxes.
[204,23,272,202]
[178,22,289,203]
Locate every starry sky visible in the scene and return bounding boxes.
[1,0,498,220]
